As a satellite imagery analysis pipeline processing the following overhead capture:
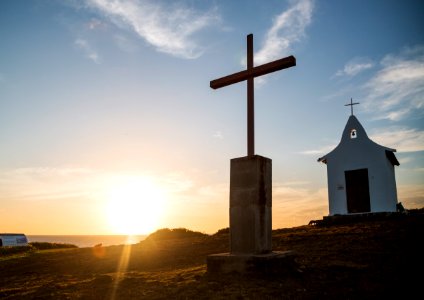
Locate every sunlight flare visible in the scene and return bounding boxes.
[105,176,167,235]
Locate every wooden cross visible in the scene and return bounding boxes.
[210,34,296,157]
[345,98,360,116]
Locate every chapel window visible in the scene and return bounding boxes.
[350,129,357,139]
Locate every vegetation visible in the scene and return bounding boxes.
[213,227,229,235]
[0,212,422,299]
[30,242,78,250]
[145,227,208,241]
[0,242,77,257]
[0,245,33,256]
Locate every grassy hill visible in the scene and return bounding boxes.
[1,210,423,299]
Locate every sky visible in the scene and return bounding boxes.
[1,0,423,235]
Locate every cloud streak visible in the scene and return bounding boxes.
[299,144,336,156]
[273,184,328,227]
[213,131,224,139]
[398,184,424,209]
[254,0,314,65]
[0,167,97,202]
[363,45,424,121]
[370,127,424,152]
[85,0,219,59]
[335,57,374,77]
[74,38,101,63]
[300,126,424,158]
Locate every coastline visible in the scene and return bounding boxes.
[27,235,146,248]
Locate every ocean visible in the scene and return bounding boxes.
[27,235,146,248]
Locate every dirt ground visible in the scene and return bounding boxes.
[1,212,423,299]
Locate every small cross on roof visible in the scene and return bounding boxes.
[345,98,360,116]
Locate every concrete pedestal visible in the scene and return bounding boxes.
[207,155,295,274]
[230,155,272,254]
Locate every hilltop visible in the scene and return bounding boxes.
[1,210,423,299]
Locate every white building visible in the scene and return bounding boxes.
[318,113,400,215]
[0,233,28,247]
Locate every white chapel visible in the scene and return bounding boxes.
[318,101,400,215]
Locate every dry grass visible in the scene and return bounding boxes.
[1,212,423,299]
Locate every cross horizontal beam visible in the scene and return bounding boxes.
[345,98,360,116]
[210,55,296,89]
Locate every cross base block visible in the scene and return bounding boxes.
[230,155,272,254]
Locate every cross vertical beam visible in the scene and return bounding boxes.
[345,98,360,116]
[210,34,296,157]
[247,34,254,156]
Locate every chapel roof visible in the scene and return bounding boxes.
[318,115,399,166]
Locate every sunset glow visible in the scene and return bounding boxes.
[0,0,423,235]
[105,176,167,235]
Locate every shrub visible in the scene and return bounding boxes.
[0,242,78,256]
[146,228,207,240]
[29,242,77,250]
[0,245,33,256]
[214,227,229,235]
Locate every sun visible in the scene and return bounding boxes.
[105,176,166,235]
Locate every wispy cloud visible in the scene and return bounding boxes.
[398,156,413,165]
[334,57,374,77]
[282,180,311,186]
[0,167,97,201]
[74,38,101,63]
[159,172,194,194]
[86,18,107,30]
[273,185,328,227]
[213,131,224,139]
[370,127,424,152]
[113,34,138,53]
[362,45,424,121]
[398,184,424,209]
[300,126,424,156]
[320,84,358,102]
[254,0,314,65]
[0,167,196,204]
[299,144,336,156]
[85,0,219,59]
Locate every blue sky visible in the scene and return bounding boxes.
[1,0,423,234]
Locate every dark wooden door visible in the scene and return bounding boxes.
[345,168,371,213]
